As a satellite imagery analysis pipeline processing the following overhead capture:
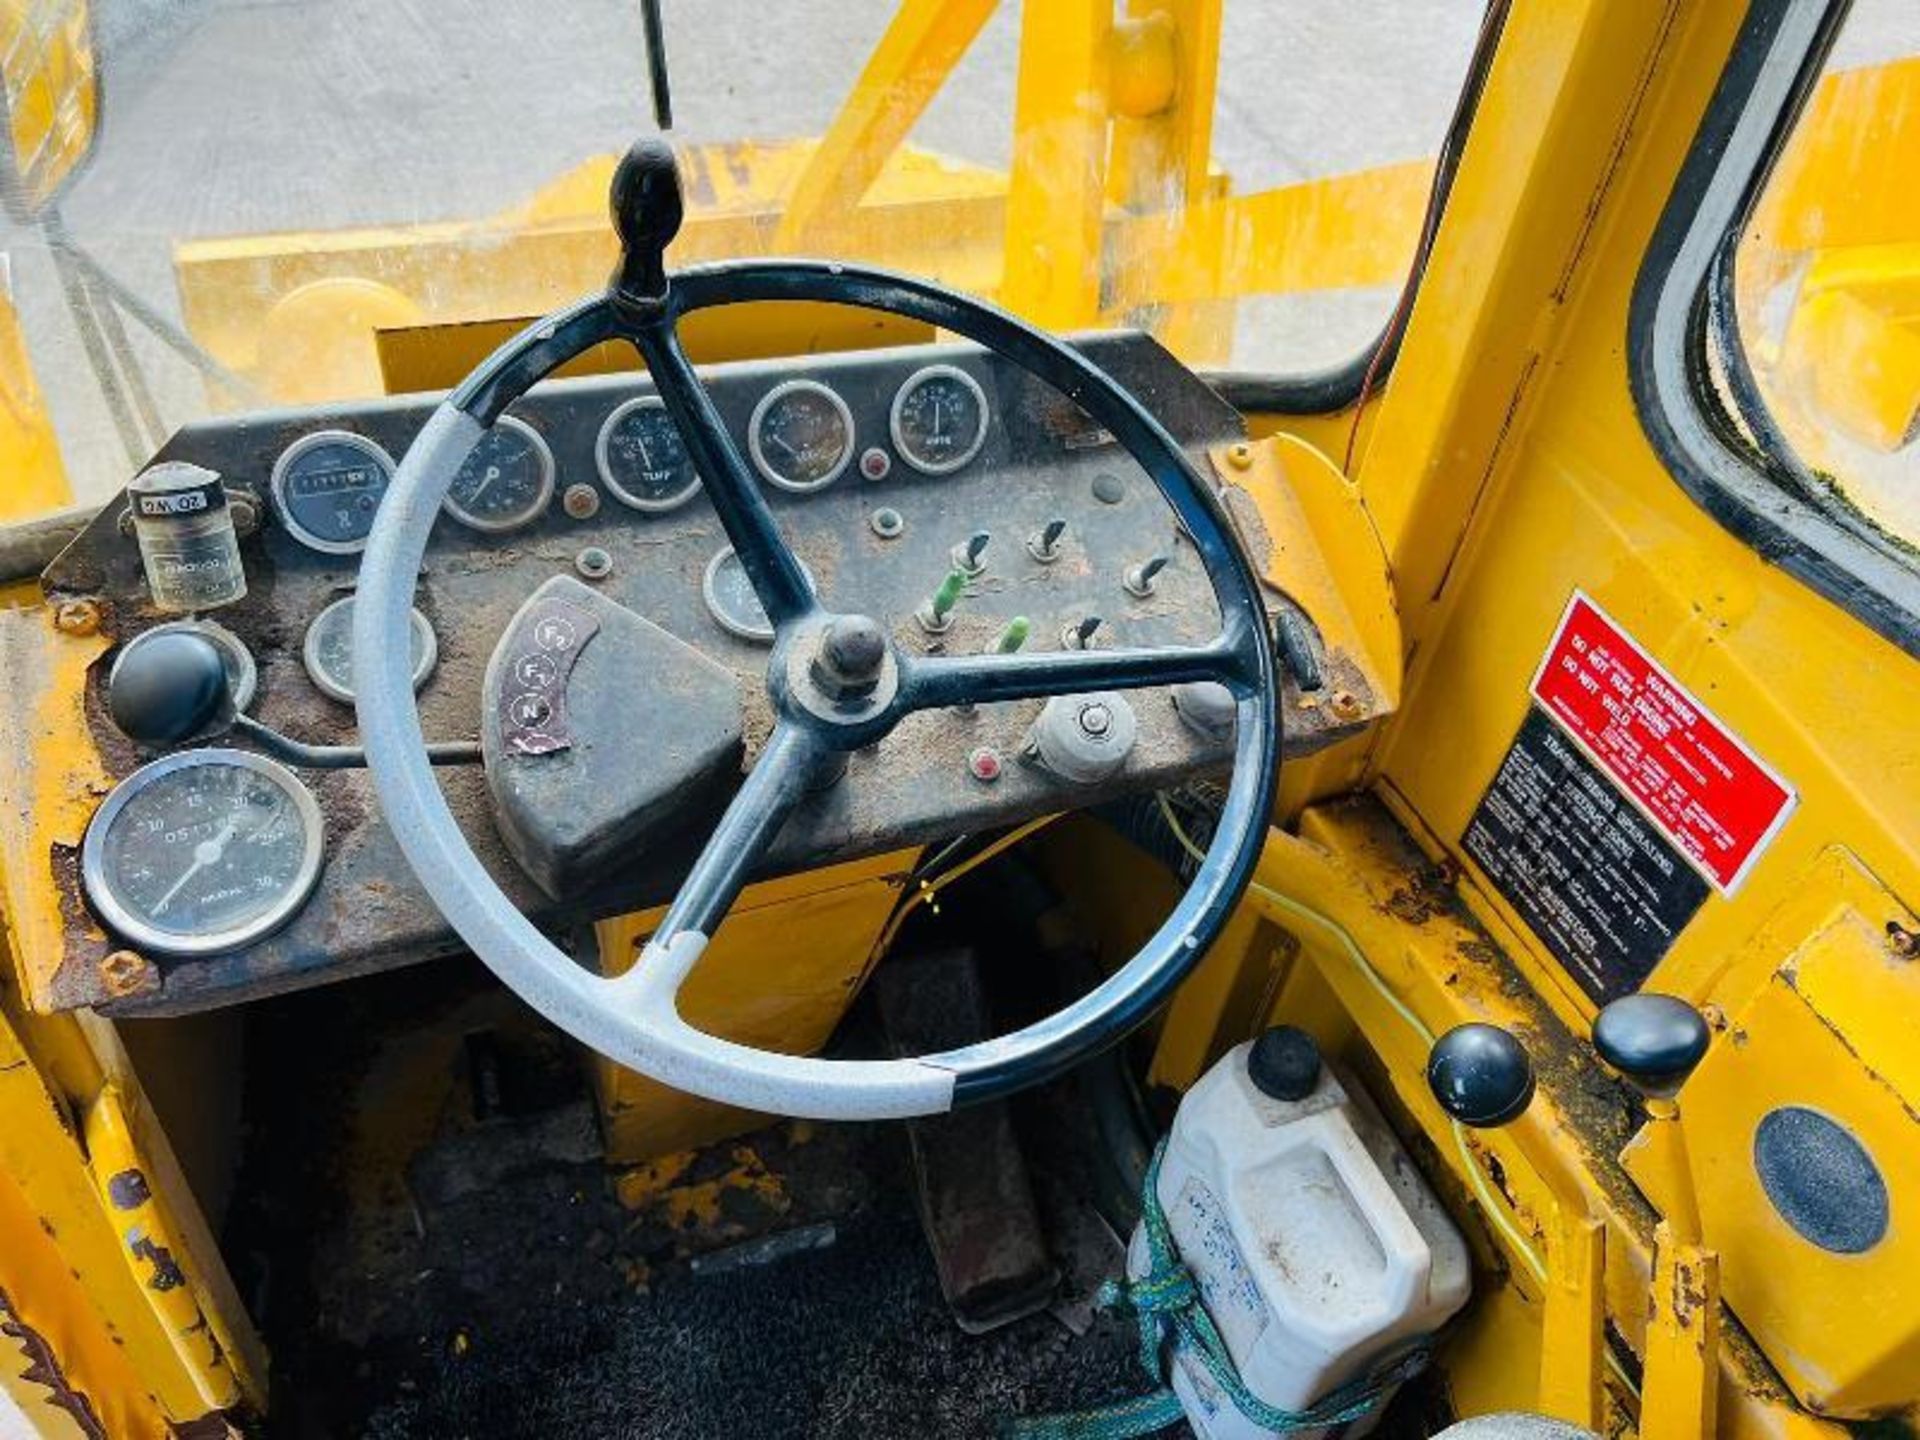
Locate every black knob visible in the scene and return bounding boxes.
[107,631,234,746]
[810,615,888,702]
[1247,1026,1321,1102]
[1428,1023,1535,1128]
[1592,994,1709,1095]
[609,137,683,306]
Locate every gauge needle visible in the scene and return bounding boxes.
[467,464,502,505]
[151,817,239,918]
[768,432,802,460]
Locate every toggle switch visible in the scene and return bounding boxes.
[916,568,968,634]
[951,530,992,576]
[1124,553,1170,598]
[1026,518,1067,564]
[1061,615,1103,650]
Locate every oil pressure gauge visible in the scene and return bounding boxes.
[82,749,324,958]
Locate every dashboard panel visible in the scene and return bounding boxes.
[38,332,1366,1017]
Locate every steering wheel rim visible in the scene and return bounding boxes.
[355,258,1279,1120]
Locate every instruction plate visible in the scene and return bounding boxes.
[1465,593,1796,1002]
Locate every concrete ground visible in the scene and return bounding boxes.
[2,0,1914,502]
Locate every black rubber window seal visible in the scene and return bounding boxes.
[1629,0,1920,659]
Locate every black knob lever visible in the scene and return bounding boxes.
[108,629,235,746]
[1592,994,1709,1097]
[1427,1022,1536,1128]
[609,137,684,310]
[106,630,479,769]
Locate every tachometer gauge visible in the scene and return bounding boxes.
[702,545,817,643]
[596,396,701,513]
[890,365,989,475]
[269,430,396,554]
[303,594,437,704]
[82,749,324,958]
[748,380,854,493]
[444,415,556,533]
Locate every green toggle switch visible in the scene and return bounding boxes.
[917,567,968,633]
[992,616,1030,654]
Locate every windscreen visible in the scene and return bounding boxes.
[0,0,1485,515]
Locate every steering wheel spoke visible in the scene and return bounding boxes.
[644,722,825,953]
[625,316,817,629]
[900,631,1252,714]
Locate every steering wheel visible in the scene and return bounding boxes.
[354,141,1279,1121]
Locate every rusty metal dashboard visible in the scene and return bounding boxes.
[16,332,1369,1017]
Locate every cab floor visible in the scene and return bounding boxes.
[220,957,1156,1439]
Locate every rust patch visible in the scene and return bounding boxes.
[126,1230,187,1292]
[0,1283,108,1440]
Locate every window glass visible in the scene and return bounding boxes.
[0,0,1485,517]
[1730,0,1920,547]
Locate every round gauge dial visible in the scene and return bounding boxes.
[269,430,396,554]
[444,415,556,533]
[81,749,324,958]
[890,365,990,475]
[702,545,817,643]
[303,594,437,704]
[748,380,854,493]
[596,396,701,512]
[113,620,257,713]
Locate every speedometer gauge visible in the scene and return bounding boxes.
[596,396,701,512]
[748,380,854,492]
[270,430,395,554]
[444,415,555,533]
[82,749,324,958]
[890,365,989,475]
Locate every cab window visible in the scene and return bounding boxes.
[0,1,1487,519]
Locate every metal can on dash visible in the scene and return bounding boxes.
[126,462,248,613]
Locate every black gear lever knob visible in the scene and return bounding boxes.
[1592,994,1709,1096]
[1427,1023,1536,1128]
[609,137,684,307]
[107,630,235,746]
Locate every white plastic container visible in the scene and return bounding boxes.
[1128,1032,1470,1440]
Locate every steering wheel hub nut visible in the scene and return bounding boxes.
[1022,691,1138,784]
[789,614,900,721]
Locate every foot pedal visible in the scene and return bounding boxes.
[874,947,1059,1333]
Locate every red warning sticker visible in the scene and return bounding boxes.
[1530,593,1796,895]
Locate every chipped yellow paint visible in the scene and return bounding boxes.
[0,606,113,1016]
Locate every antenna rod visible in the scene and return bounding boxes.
[641,0,673,130]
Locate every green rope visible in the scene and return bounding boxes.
[1007,1141,1432,1438]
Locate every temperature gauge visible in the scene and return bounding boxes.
[444,415,556,533]
[81,749,324,958]
[596,396,701,513]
